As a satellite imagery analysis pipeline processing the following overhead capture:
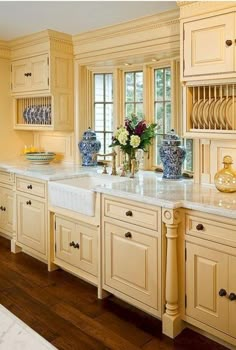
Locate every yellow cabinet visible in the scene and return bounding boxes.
[186,242,236,339]
[0,186,14,236]
[103,221,158,310]
[183,13,235,77]
[16,194,46,255]
[54,215,98,281]
[11,54,49,93]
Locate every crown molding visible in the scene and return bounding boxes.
[179,1,236,19]
[0,40,10,59]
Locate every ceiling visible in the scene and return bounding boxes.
[0,1,177,41]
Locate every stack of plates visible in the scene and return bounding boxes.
[25,152,56,165]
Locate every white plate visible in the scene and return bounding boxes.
[213,98,222,128]
[225,97,235,130]
[218,98,227,129]
[202,99,212,128]
[191,100,199,128]
[196,99,205,128]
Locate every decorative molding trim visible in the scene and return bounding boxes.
[73,9,180,60]
[179,1,236,20]
[0,41,10,59]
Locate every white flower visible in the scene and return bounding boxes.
[130,135,141,148]
[118,129,129,145]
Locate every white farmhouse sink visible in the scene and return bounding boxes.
[48,174,129,216]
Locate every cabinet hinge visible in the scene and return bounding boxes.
[185,247,187,261]
[185,294,187,308]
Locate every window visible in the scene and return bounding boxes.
[154,67,171,165]
[125,71,143,118]
[94,73,113,155]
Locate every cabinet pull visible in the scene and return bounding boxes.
[229,292,236,301]
[69,241,75,247]
[2,207,6,211]
[196,223,204,231]
[219,288,227,297]
[27,184,32,189]
[26,200,31,205]
[24,72,32,77]
[74,243,80,249]
[0,206,3,211]
[125,231,132,238]
[126,210,133,217]
[226,39,233,47]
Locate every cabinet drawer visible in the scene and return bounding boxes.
[0,171,15,186]
[16,177,46,198]
[104,197,161,231]
[185,212,236,246]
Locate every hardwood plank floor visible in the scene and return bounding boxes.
[0,236,228,350]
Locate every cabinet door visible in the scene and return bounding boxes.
[55,216,76,266]
[184,13,235,76]
[104,222,158,309]
[11,59,29,93]
[229,255,236,338]
[186,242,228,333]
[17,194,46,255]
[2,188,14,234]
[30,55,49,91]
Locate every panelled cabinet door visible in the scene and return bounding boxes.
[2,187,14,234]
[17,194,46,255]
[30,55,49,91]
[11,59,29,93]
[104,222,158,309]
[183,13,235,76]
[186,242,228,333]
[229,255,236,338]
[55,216,76,267]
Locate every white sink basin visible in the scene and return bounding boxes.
[48,174,129,216]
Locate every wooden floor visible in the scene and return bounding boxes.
[0,236,228,350]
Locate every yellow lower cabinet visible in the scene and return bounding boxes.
[0,186,14,236]
[55,215,98,278]
[17,194,46,255]
[229,256,236,338]
[103,221,158,310]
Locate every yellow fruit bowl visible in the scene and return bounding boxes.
[25,152,56,165]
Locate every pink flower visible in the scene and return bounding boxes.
[134,121,147,136]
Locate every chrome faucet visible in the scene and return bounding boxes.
[94,150,117,175]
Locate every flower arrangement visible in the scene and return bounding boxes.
[110,114,157,158]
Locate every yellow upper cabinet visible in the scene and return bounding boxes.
[11,54,49,93]
[180,2,236,81]
[10,30,74,131]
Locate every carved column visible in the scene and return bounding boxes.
[162,208,184,338]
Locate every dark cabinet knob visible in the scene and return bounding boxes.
[126,210,133,217]
[26,200,31,205]
[226,39,233,47]
[28,72,32,76]
[196,223,204,231]
[0,206,3,211]
[69,241,75,247]
[24,72,32,77]
[74,243,80,249]
[27,184,32,189]
[125,231,132,238]
[219,288,227,297]
[229,292,236,301]
[2,207,6,211]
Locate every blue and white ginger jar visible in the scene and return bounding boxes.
[79,128,101,166]
[159,129,186,179]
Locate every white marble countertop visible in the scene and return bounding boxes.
[1,159,236,219]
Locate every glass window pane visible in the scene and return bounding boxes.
[126,103,135,118]
[125,73,134,102]
[155,69,164,101]
[94,74,104,102]
[96,132,105,155]
[165,102,171,133]
[135,72,143,102]
[105,104,113,131]
[165,68,171,101]
[105,133,113,155]
[105,74,113,102]
[155,102,164,134]
[136,103,143,118]
[184,139,193,171]
[156,135,163,165]
[94,104,104,131]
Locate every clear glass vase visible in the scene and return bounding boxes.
[214,155,236,193]
[122,150,139,173]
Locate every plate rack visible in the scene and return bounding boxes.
[186,83,236,133]
[14,96,52,128]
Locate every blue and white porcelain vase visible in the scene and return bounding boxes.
[159,129,186,179]
[79,128,101,166]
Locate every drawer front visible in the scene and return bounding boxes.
[104,197,161,231]
[185,213,236,246]
[0,171,15,186]
[16,177,46,198]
